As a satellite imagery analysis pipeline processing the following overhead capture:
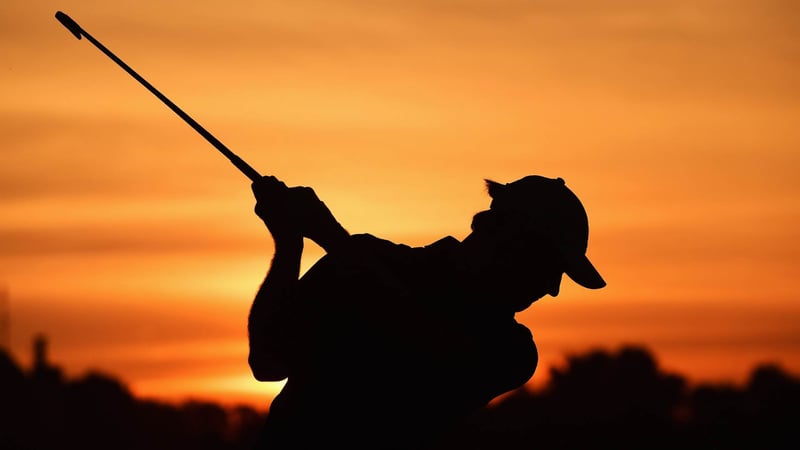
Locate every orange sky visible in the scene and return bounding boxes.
[1,0,799,408]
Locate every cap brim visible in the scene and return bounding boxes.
[564,254,606,289]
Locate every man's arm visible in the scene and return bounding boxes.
[247,176,349,381]
[248,234,302,381]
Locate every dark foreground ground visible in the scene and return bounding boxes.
[2,344,797,449]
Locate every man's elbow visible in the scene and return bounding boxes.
[248,352,289,382]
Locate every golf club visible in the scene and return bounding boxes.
[55,11,262,182]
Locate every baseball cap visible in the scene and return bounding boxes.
[486,175,606,289]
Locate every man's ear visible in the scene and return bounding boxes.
[485,179,505,199]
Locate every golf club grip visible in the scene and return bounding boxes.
[59,12,262,182]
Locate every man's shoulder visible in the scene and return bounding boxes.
[301,233,460,286]
[348,233,460,257]
[348,233,411,251]
[299,234,410,282]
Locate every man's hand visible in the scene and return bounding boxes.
[252,176,349,252]
[252,176,300,247]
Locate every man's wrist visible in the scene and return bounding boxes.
[274,235,304,254]
[316,224,350,254]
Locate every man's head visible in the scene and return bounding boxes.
[463,175,605,310]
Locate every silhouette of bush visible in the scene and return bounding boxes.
[63,372,137,448]
[544,347,686,432]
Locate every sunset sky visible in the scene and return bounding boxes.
[1,0,798,408]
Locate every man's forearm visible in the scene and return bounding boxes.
[247,237,303,381]
[313,223,351,254]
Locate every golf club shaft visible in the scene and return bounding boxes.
[55,11,262,182]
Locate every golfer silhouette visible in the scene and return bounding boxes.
[247,175,605,449]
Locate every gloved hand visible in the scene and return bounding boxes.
[252,176,349,252]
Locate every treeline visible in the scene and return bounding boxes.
[0,348,264,450]
[437,346,798,449]
[1,345,797,449]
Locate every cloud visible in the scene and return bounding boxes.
[0,225,253,257]
[0,111,252,201]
